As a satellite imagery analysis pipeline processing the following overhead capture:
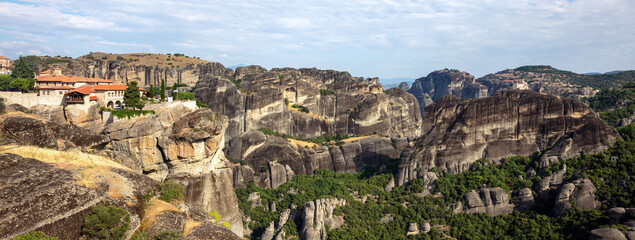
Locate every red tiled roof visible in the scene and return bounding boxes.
[89,96,98,101]
[65,85,94,95]
[0,56,9,60]
[37,75,113,83]
[39,86,73,90]
[93,85,127,91]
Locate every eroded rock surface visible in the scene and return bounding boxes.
[396,90,618,186]
[463,187,514,216]
[0,153,158,239]
[227,132,401,188]
[103,103,227,180]
[0,116,107,150]
[408,69,488,118]
[300,198,346,240]
[194,67,422,139]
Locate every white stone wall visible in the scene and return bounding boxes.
[0,91,64,108]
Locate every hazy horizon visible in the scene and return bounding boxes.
[0,0,634,79]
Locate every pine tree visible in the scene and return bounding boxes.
[11,56,35,80]
[10,56,35,91]
[124,81,144,110]
[160,79,166,101]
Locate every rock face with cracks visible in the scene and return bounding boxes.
[194,67,422,140]
[300,198,347,240]
[396,90,618,186]
[408,69,488,118]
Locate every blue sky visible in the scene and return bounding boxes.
[0,0,633,79]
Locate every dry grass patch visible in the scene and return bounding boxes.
[139,198,183,231]
[0,145,134,198]
[183,218,202,236]
[287,138,319,149]
[0,145,130,170]
[340,135,378,143]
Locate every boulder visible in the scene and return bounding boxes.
[463,187,514,216]
[589,228,627,240]
[406,223,419,236]
[514,188,535,211]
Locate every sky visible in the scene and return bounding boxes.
[0,0,634,79]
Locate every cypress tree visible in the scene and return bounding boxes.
[160,79,166,101]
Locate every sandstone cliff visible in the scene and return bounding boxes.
[407,69,488,118]
[0,113,107,150]
[476,66,602,99]
[227,132,403,188]
[31,53,233,87]
[101,102,244,236]
[462,187,514,216]
[0,151,158,239]
[194,67,422,139]
[300,198,347,240]
[396,90,619,186]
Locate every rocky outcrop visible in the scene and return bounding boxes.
[103,103,226,180]
[398,82,409,91]
[101,102,245,236]
[463,187,514,216]
[32,53,233,88]
[514,188,535,211]
[408,69,488,118]
[552,178,599,217]
[396,90,619,186]
[194,67,422,139]
[300,198,346,240]
[0,115,107,150]
[227,132,401,188]
[476,66,601,99]
[171,168,244,236]
[0,153,159,239]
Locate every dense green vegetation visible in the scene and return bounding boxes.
[0,75,35,91]
[583,82,635,126]
[515,65,635,89]
[257,128,352,146]
[319,89,336,96]
[100,108,156,119]
[12,231,58,240]
[291,103,310,113]
[159,180,184,202]
[82,204,130,240]
[124,81,145,110]
[237,125,635,239]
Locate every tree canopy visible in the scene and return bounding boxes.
[123,81,145,110]
[11,56,35,80]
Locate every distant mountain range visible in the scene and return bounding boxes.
[379,77,415,89]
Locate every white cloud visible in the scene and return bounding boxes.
[0,0,632,78]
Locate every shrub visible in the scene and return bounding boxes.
[195,99,207,108]
[111,109,155,119]
[116,56,124,61]
[291,103,309,113]
[159,180,184,202]
[208,210,221,222]
[319,89,336,96]
[82,204,130,240]
[12,231,57,240]
[0,97,5,114]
